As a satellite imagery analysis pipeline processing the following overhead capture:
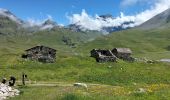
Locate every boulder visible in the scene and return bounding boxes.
[73,83,88,90]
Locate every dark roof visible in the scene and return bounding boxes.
[113,48,132,54]
[91,49,110,52]
[91,49,116,57]
[25,45,56,52]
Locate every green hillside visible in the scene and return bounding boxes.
[0,27,102,65]
[78,28,170,60]
[1,16,170,100]
[0,27,169,99]
[0,16,21,35]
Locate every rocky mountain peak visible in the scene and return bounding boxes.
[99,14,113,19]
[42,19,57,26]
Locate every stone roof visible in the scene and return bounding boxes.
[113,48,132,54]
[25,45,56,52]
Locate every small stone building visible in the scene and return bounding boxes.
[112,48,134,61]
[90,49,117,62]
[22,45,56,63]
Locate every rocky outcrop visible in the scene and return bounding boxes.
[0,83,20,100]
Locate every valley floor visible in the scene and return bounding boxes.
[0,56,168,100]
[10,82,170,100]
[0,28,170,100]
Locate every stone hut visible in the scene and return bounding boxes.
[22,45,56,63]
[112,48,134,61]
[90,49,117,62]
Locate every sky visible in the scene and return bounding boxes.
[0,0,170,30]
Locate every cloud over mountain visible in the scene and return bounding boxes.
[0,8,23,24]
[68,0,170,32]
[25,15,53,27]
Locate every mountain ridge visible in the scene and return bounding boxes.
[67,14,134,33]
[138,8,170,29]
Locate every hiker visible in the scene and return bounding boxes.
[22,73,28,85]
[9,76,16,86]
[1,78,7,84]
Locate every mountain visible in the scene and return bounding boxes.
[0,8,23,24]
[139,8,170,29]
[0,9,102,51]
[40,19,58,30]
[99,14,113,19]
[0,8,61,32]
[0,8,102,47]
[0,9,25,35]
[78,9,170,59]
[101,21,134,33]
[0,9,134,34]
[40,19,65,30]
[42,19,56,26]
[67,14,134,33]
[22,19,59,32]
[78,28,170,60]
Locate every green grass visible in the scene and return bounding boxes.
[9,83,170,100]
[1,56,170,85]
[0,27,170,99]
[77,29,170,60]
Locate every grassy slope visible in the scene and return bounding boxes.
[11,84,170,100]
[0,28,102,65]
[0,27,170,99]
[77,28,170,59]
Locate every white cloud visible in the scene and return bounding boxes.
[58,24,64,27]
[26,18,43,27]
[69,0,170,32]
[24,15,53,27]
[40,24,54,30]
[0,8,58,30]
[69,10,134,31]
[68,10,134,31]
[0,8,22,24]
[133,0,170,25]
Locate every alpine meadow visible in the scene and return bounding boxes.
[0,0,170,100]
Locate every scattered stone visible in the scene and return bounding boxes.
[133,82,137,86]
[0,83,20,100]
[160,59,170,63]
[147,60,155,64]
[135,57,158,64]
[120,68,123,70]
[136,88,146,93]
[108,66,112,68]
[73,83,88,90]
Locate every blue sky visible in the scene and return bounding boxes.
[0,0,155,25]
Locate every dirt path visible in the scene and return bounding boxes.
[16,81,112,87]
[27,82,111,87]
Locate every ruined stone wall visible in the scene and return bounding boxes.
[25,46,56,63]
